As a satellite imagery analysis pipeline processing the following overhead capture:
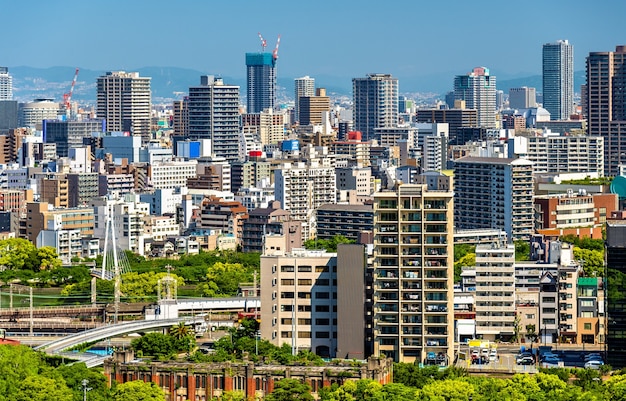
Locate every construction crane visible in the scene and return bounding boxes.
[272,35,281,60]
[63,67,80,111]
[257,32,267,52]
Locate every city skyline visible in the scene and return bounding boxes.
[1,0,625,93]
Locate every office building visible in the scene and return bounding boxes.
[586,45,626,176]
[543,40,574,120]
[25,202,94,243]
[373,178,454,363]
[294,76,315,123]
[353,74,399,140]
[0,67,12,100]
[148,159,198,190]
[454,67,497,128]
[67,172,100,207]
[246,52,276,113]
[299,88,331,126]
[316,204,373,241]
[96,71,152,142]
[188,76,240,161]
[19,99,62,129]
[0,101,18,132]
[172,98,189,137]
[260,245,370,359]
[454,157,534,241]
[606,220,626,368]
[509,87,537,109]
[43,119,105,157]
[241,108,285,145]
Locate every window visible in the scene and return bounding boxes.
[315,318,330,325]
[281,265,294,272]
[281,331,292,338]
[298,305,311,312]
[316,279,330,285]
[581,300,594,307]
[315,292,330,299]
[281,305,292,312]
[298,292,311,299]
[298,265,312,272]
[281,279,294,285]
[584,323,592,330]
[298,331,311,338]
[281,292,294,299]
[526,314,535,319]
[316,331,330,338]
[316,305,330,312]
[315,266,329,273]
[298,318,311,325]
[298,279,312,285]
[281,318,292,325]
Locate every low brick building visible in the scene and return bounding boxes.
[104,351,393,400]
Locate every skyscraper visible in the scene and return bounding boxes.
[246,52,276,114]
[0,67,12,100]
[353,74,399,141]
[543,40,574,120]
[96,71,151,142]
[373,177,454,363]
[586,45,626,176]
[454,67,496,128]
[187,76,240,162]
[294,76,315,123]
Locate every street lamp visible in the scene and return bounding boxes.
[82,379,91,401]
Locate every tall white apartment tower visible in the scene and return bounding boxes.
[454,67,497,128]
[543,40,574,120]
[373,177,454,364]
[474,241,516,341]
[294,76,315,123]
[96,71,152,143]
[0,67,12,100]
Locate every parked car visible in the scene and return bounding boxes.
[517,356,535,365]
[516,352,533,364]
[585,360,604,369]
[489,349,498,362]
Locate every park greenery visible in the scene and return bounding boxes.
[303,235,355,252]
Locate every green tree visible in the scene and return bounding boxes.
[0,238,38,271]
[514,240,530,261]
[131,332,175,357]
[419,379,475,401]
[121,271,185,302]
[304,235,355,252]
[112,380,164,401]
[454,253,475,283]
[573,247,605,277]
[266,378,314,401]
[169,322,194,340]
[9,375,73,401]
[56,362,110,401]
[221,390,247,401]
[0,345,43,399]
[200,262,255,297]
[36,247,62,270]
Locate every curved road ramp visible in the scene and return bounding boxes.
[35,317,202,367]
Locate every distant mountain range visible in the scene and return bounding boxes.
[8,66,588,104]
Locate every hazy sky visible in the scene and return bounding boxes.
[2,0,625,84]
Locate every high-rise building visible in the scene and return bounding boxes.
[373,177,454,363]
[299,88,331,126]
[509,87,537,109]
[96,71,152,142]
[586,45,626,176]
[19,99,62,129]
[474,241,516,341]
[274,159,336,241]
[543,40,574,121]
[0,67,12,100]
[294,76,315,123]
[43,119,106,157]
[353,74,399,140]
[187,76,240,161]
[454,157,534,241]
[605,220,626,368]
[454,67,497,128]
[246,52,276,114]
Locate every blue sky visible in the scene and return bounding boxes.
[2,0,625,88]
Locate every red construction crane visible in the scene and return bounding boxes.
[257,32,267,52]
[272,35,281,60]
[63,67,80,111]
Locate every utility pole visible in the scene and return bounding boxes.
[29,287,33,337]
[82,379,91,401]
